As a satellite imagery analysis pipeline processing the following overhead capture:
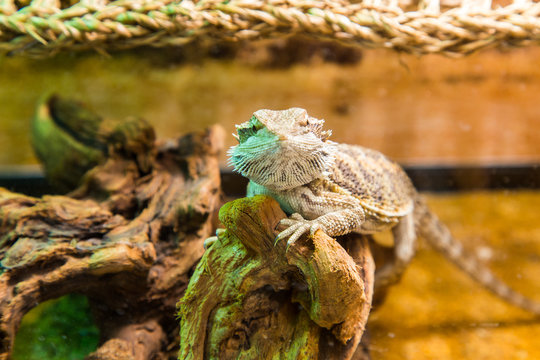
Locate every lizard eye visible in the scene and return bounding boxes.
[247,123,263,134]
[237,122,262,143]
[250,117,264,131]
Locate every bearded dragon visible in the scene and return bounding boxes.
[227,107,540,315]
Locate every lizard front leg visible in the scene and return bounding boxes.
[276,190,366,247]
[277,208,366,246]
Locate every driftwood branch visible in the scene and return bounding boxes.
[0,96,223,359]
[178,195,376,360]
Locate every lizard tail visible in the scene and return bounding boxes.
[414,197,540,316]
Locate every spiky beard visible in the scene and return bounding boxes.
[229,132,335,191]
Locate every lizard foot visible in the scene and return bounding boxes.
[276,213,321,248]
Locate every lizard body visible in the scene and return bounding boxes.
[228,108,540,315]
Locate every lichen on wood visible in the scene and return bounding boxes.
[0,95,223,359]
[178,195,376,360]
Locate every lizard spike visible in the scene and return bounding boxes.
[308,117,324,125]
[232,133,239,141]
[321,130,332,141]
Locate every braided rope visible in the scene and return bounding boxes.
[1,0,540,56]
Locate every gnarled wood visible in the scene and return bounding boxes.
[178,195,376,360]
[0,96,223,359]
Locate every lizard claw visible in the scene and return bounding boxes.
[203,228,226,250]
[203,236,218,250]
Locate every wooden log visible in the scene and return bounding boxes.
[178,195,376,360]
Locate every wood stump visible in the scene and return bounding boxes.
[178,196,377,360]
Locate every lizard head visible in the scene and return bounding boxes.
[228,108,335,190]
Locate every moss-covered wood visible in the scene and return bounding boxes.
[0,96,223,359]
[178,195,376,360]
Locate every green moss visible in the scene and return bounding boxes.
[31,96,106,191]
[12,294,100,360]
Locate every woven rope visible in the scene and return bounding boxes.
[1,0,540,56]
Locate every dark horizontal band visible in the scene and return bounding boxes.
[221,164,540,195]
[1,164,538,197]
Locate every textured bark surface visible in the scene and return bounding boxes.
[0,96,223,359]
[178,195,377,360]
